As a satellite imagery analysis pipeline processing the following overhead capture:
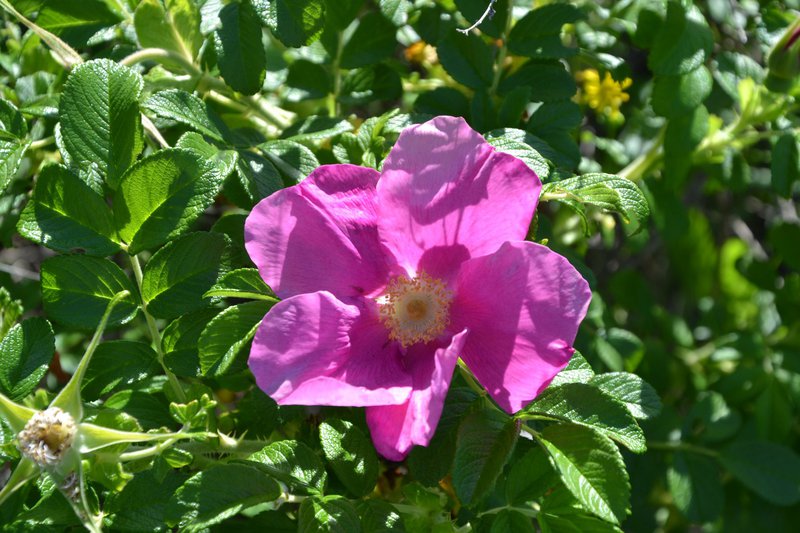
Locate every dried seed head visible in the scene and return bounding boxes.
[17,407,77,467]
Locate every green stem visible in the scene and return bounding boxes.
[647,440,719,458]
[457,359,487,398]
[129,255,186,402]
[28,136,55,150]
[327,31,344,117]
[489,4,513,97]
[617,129,665,182]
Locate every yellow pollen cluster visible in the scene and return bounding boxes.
[577,69,633,121]
[378,272,452,347]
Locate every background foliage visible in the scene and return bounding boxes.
[0,0,798,531]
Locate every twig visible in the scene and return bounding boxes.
[457,0,497,34]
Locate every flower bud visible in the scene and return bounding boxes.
[766,16,800,94]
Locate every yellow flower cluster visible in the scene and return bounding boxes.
[577,69,633,121]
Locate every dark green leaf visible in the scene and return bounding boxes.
[340,12,397,69]
[508,3,584,58]
[0,138,29,194]
[524,383,646,453]
[652,66,713,118]
[491,509,536,533]
[106,470,189,532]
[648,3,713,76]
[260,139,319,182]
[165,463,280,530]
[720,440,800,506]
[357,499,404,532]
[17,165,120,256]
[550,351,594,387]
[437,32,494,89]
[198,300,272,376]
[485,130,550,181]
[285,60,332,102]
[247,440,327,494]
[134,0,202,64]
[141,232,230,319]
[203,268,275,300]
[499,62,576,102]
[142,90,228,142]
[214,1,267,95]
[771,134,799,197]
[114,148,224,254]
[588,373,661,420]
[260,0,326,48]
[162,308,222,378]
[536,424,630,525]
[0,318,54,401]
[452,407,518,506]
[298,495,362,533]
[319,419,380,497]
[505,446,557,505]
[667,452,723,523]
[82,341,158,400]
[41,255,139,330]
[59,59,144,188]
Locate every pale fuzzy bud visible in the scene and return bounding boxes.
[17,407,77,467]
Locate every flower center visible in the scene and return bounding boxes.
[17,407,77,467]
[378,272,452,347]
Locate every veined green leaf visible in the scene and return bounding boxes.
[0,318,54,401]
[214,1,266,95]
[198,300,272,376]
[319,419,379,498]
[246,440,327,494]
[142,90,228,142]
[203,268,276,301]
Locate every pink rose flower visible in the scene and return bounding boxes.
[245,116,592,460]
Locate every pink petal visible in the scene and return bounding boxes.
[244,164,391,299]
[450,241,592,413]
[377,116,540,281]
[365,329,468,461]
[249,291,413,406]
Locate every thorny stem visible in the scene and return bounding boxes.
[128,255,186,402]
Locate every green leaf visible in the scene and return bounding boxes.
[199,300,272,376]
[284,116,354,144]
[536,424,630,525]
[319,419,380,497]
[141,232,230,319]
[165,463,280,530]
[720,440,800,506]
[339,11,397,69]
[550,351,595,387]
[523,383,646,453]
[648,3,712,76]
[285,60,332,102]
[0,99,28,139]
[234,150,283,205]
[82,341,158,400]
[247,440,328,494]
[114,148,224,254]
[0,318,54,401]
[259,0,326,48]
[142,90,228,142]
[667,452,723,523]
[491,509,536,533]
[485,130,550,181]
[214,1,267,95]
[505,446,557,505]
[204,268,276,300]
[106,470,189,532]
[176,132,238,180]
[508,3,584,58]
[414,87,470,118]
[452,407,519,506]
[652,66,713,118]
[663,104,708,186]
[593,328,645,373]
[771,133,799,197]
[298,495,362,533]
[134,0,202,63]
[379,0,410,26]
[59,59,144,188]
[588,373,661,420]
[340,65,403,106]
[499,62,576,102]
[162,308,221,378]
[260,139,319,182]
[35,0,121,46]
[0,138,29,194]
[541,173,650,233]
[17,165,120,256]
[41,255,138,330]
[437,31,494,89]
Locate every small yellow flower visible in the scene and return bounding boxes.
[577,69,633,121]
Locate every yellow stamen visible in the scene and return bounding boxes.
[378,272,452,347]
